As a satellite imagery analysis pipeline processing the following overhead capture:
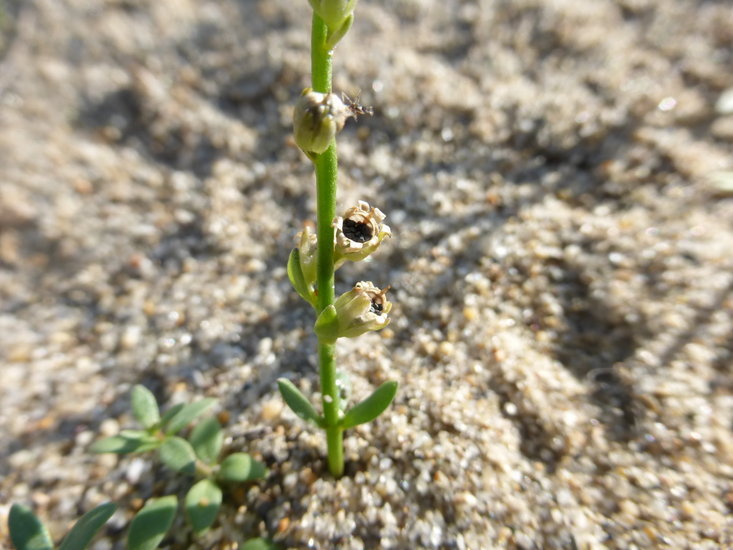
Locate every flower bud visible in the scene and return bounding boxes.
[293,89,351,157]
[315,281,391,342]
[309,0,357,36]
[286,224,319,307]
[333,201,391,268]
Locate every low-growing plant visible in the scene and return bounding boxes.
[91,385,269,547]
[279,0,398,478]
[8,501,116,550]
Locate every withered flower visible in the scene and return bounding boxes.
[315,281,392,342]
[333,201,391,268]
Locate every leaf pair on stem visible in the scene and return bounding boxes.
[278,378,398,431]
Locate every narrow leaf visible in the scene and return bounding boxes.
[159,436,197,474]
[189,416,223,465]
[89,431,160,454]
[340,381,398,429]
[159,402,184,426]
[184,479,222,535]
[8,504,54,550]
[126,496,177,550]
[325,13,353,49]
[131,385,160,430]
[242,538,279,550]
[287,248,315,306]
[162,399,216,435]
[277,379,323,427]
[58,502,117,550]
[217,453,267,483]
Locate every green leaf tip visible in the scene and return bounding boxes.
[131,385,160,429]
[217,453,267,483]
[287,248,316,306]
[277,378,324,427]
[162,398,216,435]
[159,402,184,426]
[58,502,117,550]
[159,436,197,475]
[340,380,398,429]
[127,496,177,550]
[189,416,223,465]
[185,479,223,535]
[89,431,160,455]
[8,504,54,550]
[325,13,353,49]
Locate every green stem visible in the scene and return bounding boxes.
[314,149,337,310]
[311,13,332,94]
[194,459,214,479]
[311,12,343,478]
[319,342,343,477]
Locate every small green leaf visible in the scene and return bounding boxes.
[159,436,197,474]
[287,248,315,306]
[325,13,353,49]
[90,431,160,454]
[184,479,222,535]
[189,416,223,465]
[242,538,280,550]
[58,502,117,550]
[217,453,267,483]
[277,378,323,427]
[8,504,54,550]
[340,381,398,429]
[313,304,339,343]
[159,402,184,426]
[131,385,160,430]
[162,399,216,435]
[126,496,177,550]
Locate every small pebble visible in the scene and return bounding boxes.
[260,399,283,421]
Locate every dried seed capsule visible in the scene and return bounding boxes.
[315,281,392,342]
[293,89,351,157]
[333,201,391,268]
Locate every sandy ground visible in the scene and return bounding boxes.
[1,0,733,548]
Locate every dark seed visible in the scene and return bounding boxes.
[343,218,372,243]
[370,300,383,314]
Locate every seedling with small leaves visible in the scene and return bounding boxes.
[8,502,116,550]
[91,385,267,545]
[280,0,398,478]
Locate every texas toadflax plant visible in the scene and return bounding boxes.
[278,0,397,478]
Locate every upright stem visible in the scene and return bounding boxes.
[311,14,332,94]
[311,13,343,478]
